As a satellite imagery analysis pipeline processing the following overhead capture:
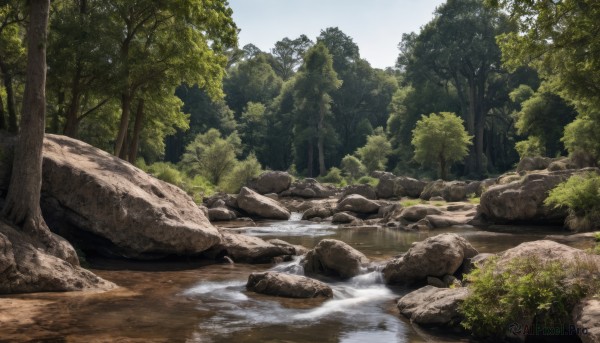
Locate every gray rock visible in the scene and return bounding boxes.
[332,212,359,224]
[0,223,115,294]
[247,271,333,298]
[203,231,297,263]
[340,184,377,200]
[33,135,221,259]
[572,298,600,343]
[421,180,468,202]
[383,233,478,285]
[426,276,446,288]
[283,178,333,198]
[479,169,599,225]
[336,194,380,214]
[248,171,292,194]
[516,156,553,172]
[376,172,427,199]
[400,205,443,222]
[398,285,469,326]
[208,207,237,221]
[302,206,333,220]
[303,239,369,279]
[237,187,291,220]
[462,253,496,275]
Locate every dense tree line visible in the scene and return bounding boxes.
[2,0,599,198]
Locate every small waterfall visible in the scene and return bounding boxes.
[270,256,305,275]
[288,212,303,221]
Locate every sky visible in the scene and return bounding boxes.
[228,0,446,69]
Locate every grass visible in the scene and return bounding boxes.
[400,199,426,207]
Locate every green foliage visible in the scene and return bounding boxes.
[515,136,546,159]
[461,256,599,338]
[340,154,365,181]
[356,130,392,173]
[146,162,186,187]
[180,129,241,184]
[143,161,215,203]
[563,116,600,165]
[357,176,378,187]
[318,167,345,186]
[545,173,600,230]
[219,153,263,194]
[412,112,472,180]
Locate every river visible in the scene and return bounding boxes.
[0,214,567,342]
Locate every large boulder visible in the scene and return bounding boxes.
[421,180,468,202]
[397,285,469,326]
[376,172,427,199]
[399,205,443,222]
[203,231,298,263]
[248,171,292,195]
[572,298,600,343]
[340,184,377,200]
[237,187,291,220]
[332,212,359,224]
[282,178,334,198]
[496,240,598,270]
[478,169,598,225]
[336,194,380,214]
[0,223,115,294]
[2,135,221,259]
[302,206,333,220]
[382,234,478,285]
[246,271,333,298]
[303,239,369,279]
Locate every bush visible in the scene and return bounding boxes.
[357,176,378,186]
[460,256,600,338]
[515,136,546,159]
[319,167,345,185]
[545,172,600,230]
[340,155,365,180]
[187,175,215,203]
[146,162,185,187]
[219,153,262,194]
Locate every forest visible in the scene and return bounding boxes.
[1,0,597,200]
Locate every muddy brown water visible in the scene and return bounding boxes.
[0,215,569,343]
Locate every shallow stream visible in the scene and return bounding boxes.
[0,215,568,342]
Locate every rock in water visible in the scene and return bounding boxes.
[303,239,369,279]
[397,285,469,326]
[237,187,291,220]
[0,222,115,294]
[33,135,221,259]
[247,271,333,298]
[382,233,478,285]
[203,231,299,263]
[336,194,380,214]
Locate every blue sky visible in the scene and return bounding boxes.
[229,0,445,69]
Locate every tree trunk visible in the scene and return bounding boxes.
[63,88,81,137]
[0,87,5,130]
[51,91,64,133]
[439,156,447,181]
[466,76,478,176]
[317,99,326,176]
[127,98,145,163]
[114,91,132,157]
[1,0,75,264]
[0,62,18,133]
[307,140,314,178]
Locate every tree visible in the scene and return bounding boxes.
[293,42,341,176]
[341,154,365,180]
[412,112,473,180]
[271,34,313,80]
[398,0,514,177]
[180,128,241,184]
[239,101,267,159]
[2,0,74,262]
[356,129,392,173]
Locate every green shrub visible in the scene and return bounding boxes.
[319,167,345,185]
[219,153,262,194]
[515,136,546,159]
[357,176,378,186]
[545,172,600,230]
[147,162,185,187]
[460,256,600,338]
[187,175,215,203]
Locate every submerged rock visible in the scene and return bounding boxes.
[24,135,221,259]
[237,187,291,220]
[397,285,468,326]
[382,234,478,286]
[303,239,369,279]
[246,271,333,298]
[0,222,115,294]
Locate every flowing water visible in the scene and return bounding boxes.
[0,214,569,342]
